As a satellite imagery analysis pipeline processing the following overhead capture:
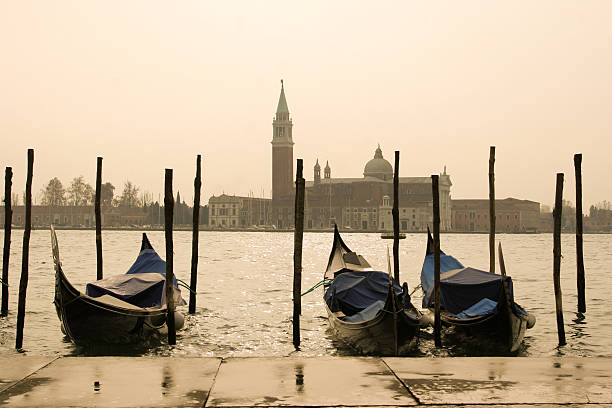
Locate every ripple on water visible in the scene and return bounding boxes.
[0,230,610,357]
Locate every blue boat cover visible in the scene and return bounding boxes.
[86,248,185,308]
[342,300,386,323]
[455,298,498,319]
[420,251,464,294]
[324,271,401,316]
[422,266,514,315]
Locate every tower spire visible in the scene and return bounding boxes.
[276,79,289,114]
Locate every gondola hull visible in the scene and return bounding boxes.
[325,301,420,355]
[420,228,535,354]
[324,225,422,356]
[54,266,168,345]
[427,308,529,354]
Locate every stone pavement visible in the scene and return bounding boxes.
[0,356,610,407]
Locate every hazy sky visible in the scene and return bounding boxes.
[1,1,610,209]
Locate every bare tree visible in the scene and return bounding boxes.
[101,182,115,207]
[68,176,95,206]
[11,192,19,206]
[596,200,611,210]
[41,177,66,206]
[119,181,141,207]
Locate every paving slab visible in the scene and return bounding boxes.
[207,357,417,407]
[0,356,221,407]
[0,356,57,393]
[384,357,612,405]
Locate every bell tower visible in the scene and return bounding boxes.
[271,80,294,201]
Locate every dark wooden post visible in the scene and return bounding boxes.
[164,169,176,345]
[95,157,103,280]
[16,149,33,349]
[553,173,566,346]
[392,151,400,283]
[189,155,202,314]
[1,167,12,317]
[574,154,586,313]
[498,243,514,351]
[293,159,305,349]
[489,146,496,274]
[432,174,442,348]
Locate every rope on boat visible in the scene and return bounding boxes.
[409,284,421,296]
[175,278,197,295]
[301,278,333,296]
[0,277,7,287]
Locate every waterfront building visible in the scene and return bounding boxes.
[208,194,272,228]
[451,198,540,232]
[268,82,453,231]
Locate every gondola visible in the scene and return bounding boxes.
[420,229,535,353]
[323,225,424,355]
[51,226,185,345]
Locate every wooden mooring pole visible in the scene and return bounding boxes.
[553,173,566,346]
[164,169,176,345]
[293,159,305,350]
[1,167,13,317]
[574,154,586,313]
[392,151,400,283]
[16,149,33,349]
[489,146,496,274]
[189,155,202,315]
[432,174,442,348]
[95,157,103,280]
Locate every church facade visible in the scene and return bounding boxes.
[270,82,453,231]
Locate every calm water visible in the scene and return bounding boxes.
[0,230,610,357]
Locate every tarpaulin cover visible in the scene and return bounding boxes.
[126,249,174,281]
[324,271,401,316]
[455,297,498,319]
[342,300,386,323]
[86,248,185,308]
[420,251,464,294]
[422,266,514,315]
[86,273,168,308]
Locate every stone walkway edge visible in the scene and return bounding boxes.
[0,356,610,407]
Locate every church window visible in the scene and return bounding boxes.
[211,209,215,215]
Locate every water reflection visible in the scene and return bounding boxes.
[294,364,304,393]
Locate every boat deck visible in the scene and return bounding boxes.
[1,355,610,407]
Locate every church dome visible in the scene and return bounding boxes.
[363,145,393,180]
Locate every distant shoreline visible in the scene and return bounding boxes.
[3,225,610,234]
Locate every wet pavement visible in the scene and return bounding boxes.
[0,356,610,407]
